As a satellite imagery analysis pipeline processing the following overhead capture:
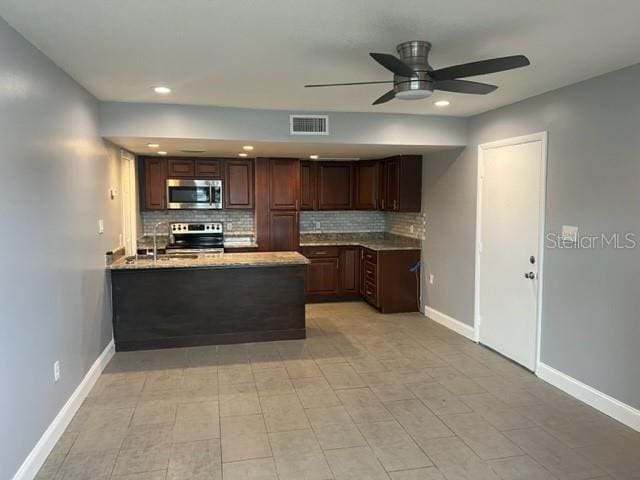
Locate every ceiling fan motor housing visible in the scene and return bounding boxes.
[394,40,434,99]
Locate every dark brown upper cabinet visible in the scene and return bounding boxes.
[167,158,195,178]
[195,159,222,178]
[224,159,254,209]
[299,161,317,210]
[269,158,300,210]
[317,162,352,210]
[269,210,299,251]
[353,161,379,210]
[380,155,422,212]
[142,157,166,210]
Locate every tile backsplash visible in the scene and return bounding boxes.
[141,209,426,240]
[300,210,426,240]
[141,210,254,235]
[300,211,385,233]
[385,212,426,240]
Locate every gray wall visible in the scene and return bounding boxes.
[99,101,468,147]
[422,64,640,409]
[0,18,122,478]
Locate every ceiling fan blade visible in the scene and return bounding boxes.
[372,89,396,105]
[430,55,530,81]
[370,53,416,78]
[434,79,498,95]
[305,80,394,88]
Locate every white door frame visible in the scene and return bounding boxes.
[474,131,548,372]
[120,149,138,255]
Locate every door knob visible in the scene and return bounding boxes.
[524,272,536,279]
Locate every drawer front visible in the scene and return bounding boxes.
[300,246,340,258]
[363,281,378,307]
[364,261,377,283]
[363,248,377,264]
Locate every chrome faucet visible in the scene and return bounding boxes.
[152,221,169,262]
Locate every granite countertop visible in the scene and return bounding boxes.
[109,251,309,270]
[299,233,421,251]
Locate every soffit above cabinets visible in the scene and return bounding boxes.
[108,137,455,160]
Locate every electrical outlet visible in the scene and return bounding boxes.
[98,219,104,234]
[109,187,117,200]
[429,273,435,284]
[53,361,60,382]
[227,222,233,231]
[410,225,414,234]
[315,221,321,230]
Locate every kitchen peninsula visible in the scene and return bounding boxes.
[108,251,308,351]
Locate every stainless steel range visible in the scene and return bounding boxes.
[165,222,224,254]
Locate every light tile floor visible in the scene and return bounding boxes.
[37,302,640,479]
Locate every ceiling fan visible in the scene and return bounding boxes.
[305,41,530,105]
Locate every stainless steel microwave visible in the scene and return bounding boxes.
[166,179,222,209]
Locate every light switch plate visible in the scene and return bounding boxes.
[562,225,578,243]
[98,219,104,234]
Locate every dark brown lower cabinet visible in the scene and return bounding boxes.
[305,258,339,295]
[301,244,420,313]
[340,247,360,294]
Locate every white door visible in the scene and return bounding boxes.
[476,133,547,371]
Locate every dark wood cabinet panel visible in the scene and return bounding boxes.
[269,158,300,210]
[299,161,317,210]
[354,161,379,210]
[305,258,339,295]
[224,159,254,209]
[142,157,166,210]
[378,249,421,313]
[269,210,299,251]
[167,158,195,178]
[381,158,399,211]
[195,159,222,178]
[318,163,352,210]
[380,156,422,212]
[397,155,422,212]
[340,247,360,294]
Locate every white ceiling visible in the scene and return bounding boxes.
[107,137,452,160]
[2,0,640,117]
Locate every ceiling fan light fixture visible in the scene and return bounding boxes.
[395,89,432,100]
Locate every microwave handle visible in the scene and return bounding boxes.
[209,185,213,206]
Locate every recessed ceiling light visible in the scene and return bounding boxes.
[434,100,450,107]
[309,155,319,160]
[157,151,167,155]
[153,86,171,94]
[242,145,254,151]
[147,143,160,148]
[238,152,248,157]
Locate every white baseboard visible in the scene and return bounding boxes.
[425,306,476,341]
[537,362,640,432]
[12,339,115,480]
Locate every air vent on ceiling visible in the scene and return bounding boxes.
[290,115,329,135]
